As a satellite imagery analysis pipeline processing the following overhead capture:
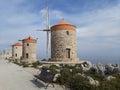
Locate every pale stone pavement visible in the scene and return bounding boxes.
[0,59,64,90]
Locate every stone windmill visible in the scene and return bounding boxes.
[12,42,22,60]
[22,36,37,63]
[38,0,79,62]
[50,19,79,62]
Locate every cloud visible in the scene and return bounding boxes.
[76,4,120,47]
[0,0,45,53]
[77,4,120,35]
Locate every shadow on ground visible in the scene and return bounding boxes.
[30,78,45,88]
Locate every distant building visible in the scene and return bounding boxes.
[2,48,12,59]
[50,19,79,62]
[0,53,3,59]
[12,42,22,60]
[22,36,37,63]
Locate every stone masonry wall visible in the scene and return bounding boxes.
[51,30,79,62]
[22,42,36,63]
[12,46,22,59]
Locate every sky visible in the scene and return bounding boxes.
[0,0,120,64]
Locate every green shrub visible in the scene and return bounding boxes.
[49,65,58,74]
[56,65,120,90]
[56,67,71,85]
[32,61,42,68]
[21,62,29,67]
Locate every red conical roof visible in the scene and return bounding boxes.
[22,36,36,43]
[57,19,71,25]
[12,42,22,46]
[51,19,76,31]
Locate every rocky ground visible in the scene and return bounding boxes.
[0,59,64,90]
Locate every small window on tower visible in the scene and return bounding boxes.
[26,53,29,58]
[66,31,69,35]
[15,54,17,57]
[66,48,70,58]
[16,47,17,49]
[27,43,29,46]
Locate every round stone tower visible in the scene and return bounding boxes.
[50,19,79,62]
[22,36,37,63]
[12,42,22,60]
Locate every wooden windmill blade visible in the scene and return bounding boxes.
[36,29,50,31]
[37,0,50,58]
[46,0,50,57]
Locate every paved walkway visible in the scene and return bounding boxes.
[0,59,64,90]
